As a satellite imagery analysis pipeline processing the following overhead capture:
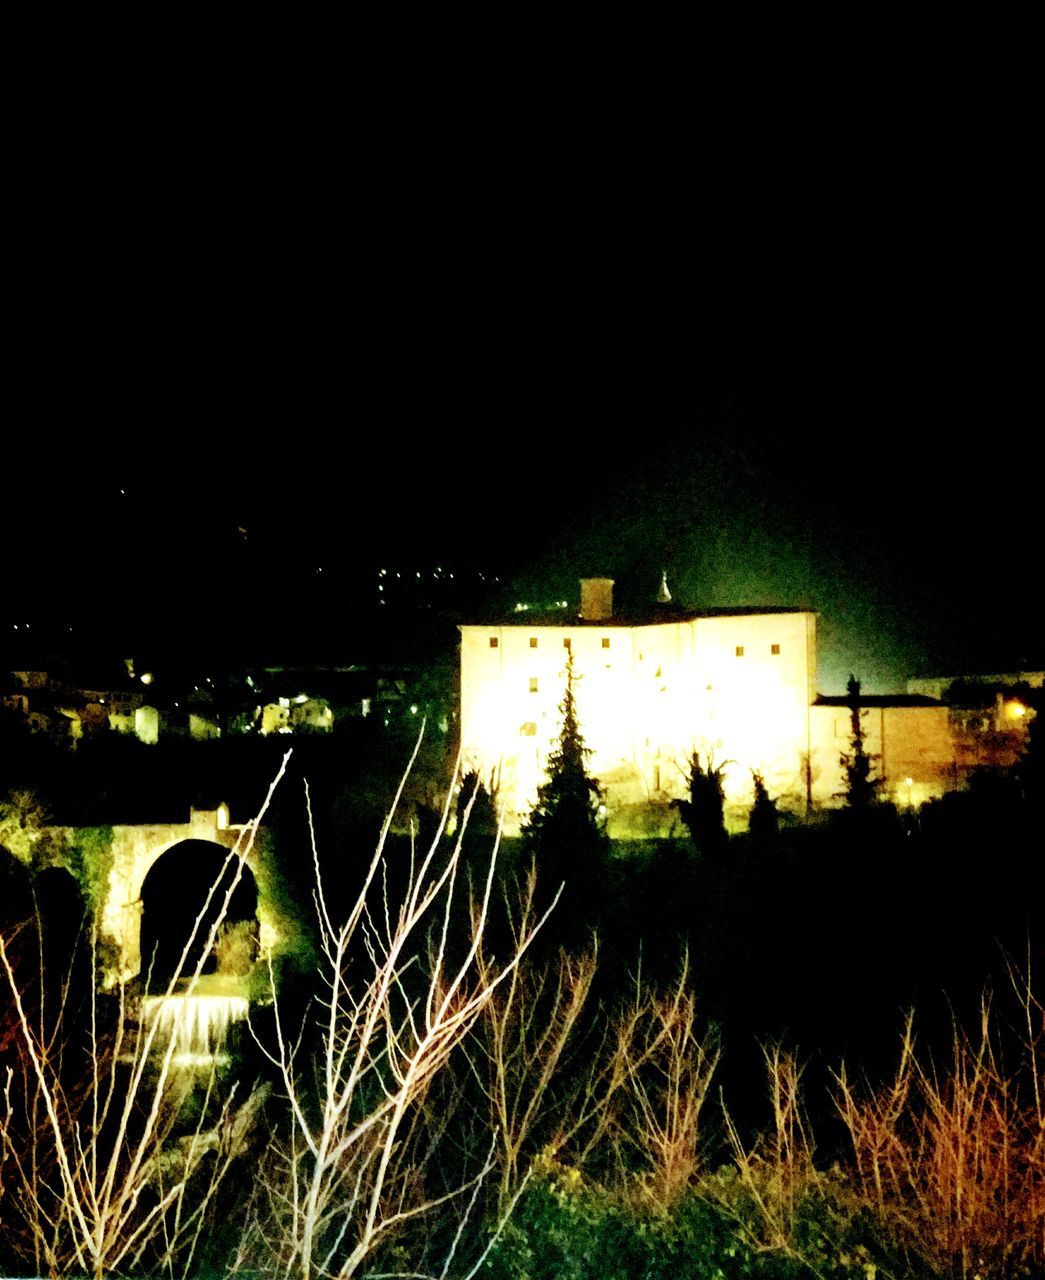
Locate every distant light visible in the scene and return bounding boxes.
[410,704,418,714]
[904,776,914,788]
[293,694,307,704]
[1010,701,1027,718]
[141,672,154,686]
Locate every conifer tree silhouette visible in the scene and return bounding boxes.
[521,650,607,918]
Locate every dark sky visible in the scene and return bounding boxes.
[5,87,1040,692]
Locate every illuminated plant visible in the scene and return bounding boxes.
[834,985,1045,1278]
[236,738,553,1278]
[613,962,720,1213]
[471,889,719,1216]
[714,1047,821,1258]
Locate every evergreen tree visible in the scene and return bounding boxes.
[455,768,498,839]
[455,768,499,880]
[839,674,880,808]
[520,651,607,920]
[674,752,729,855]
[748,769,779,844]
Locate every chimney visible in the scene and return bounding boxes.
[579,577,614,622]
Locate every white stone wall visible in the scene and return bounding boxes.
[459,610,818,827]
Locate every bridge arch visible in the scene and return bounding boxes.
[92,808,292,986]
[139,839,258,990]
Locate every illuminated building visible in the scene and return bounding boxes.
[460,578,819,828]
[459,578,1034,830]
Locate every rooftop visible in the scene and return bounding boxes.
[460,603,814,629]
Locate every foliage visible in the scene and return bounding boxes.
[485,1164,893,1280]
[520,651,607,917]
[4,731,1044,1276]
[749,770,780,844]
[0,788,64,868]
[838,676,880,809]
[64,824,114,917]
[456,767,498,838]
[213,919,257,976]
[674,753,729,855]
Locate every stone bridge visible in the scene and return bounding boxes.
[104,805,283,984]
[25,806,286,987]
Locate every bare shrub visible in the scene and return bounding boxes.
[472,893,719,1220]
[235,742,554,1278]
[614,964,720,1213]
[834,989,1045,1279]
[0,759,287,1279]
[714,1046,823,1258]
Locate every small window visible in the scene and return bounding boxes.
[521,722,537,736]
[735,645,744,657]
[601,637,610,649]
[771,643,780,655]
[529,637,538,649]
[489,637,498,649]
[529,677,538,693]
[563,637,571,650]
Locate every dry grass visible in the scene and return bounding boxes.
[713,1047,824,1261]
[612,960,720,1213]
[834,975,1044,1279]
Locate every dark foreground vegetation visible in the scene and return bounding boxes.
[0,709,1043,1277]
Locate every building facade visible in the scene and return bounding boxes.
[460,579,820,827]
[459,578,1033,830]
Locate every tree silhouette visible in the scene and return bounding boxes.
[674,752,729,855]
[520,651,606,921]
[748,769,779,844]
[839,675,880,809]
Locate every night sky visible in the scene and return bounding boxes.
[6,103,1039,693]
